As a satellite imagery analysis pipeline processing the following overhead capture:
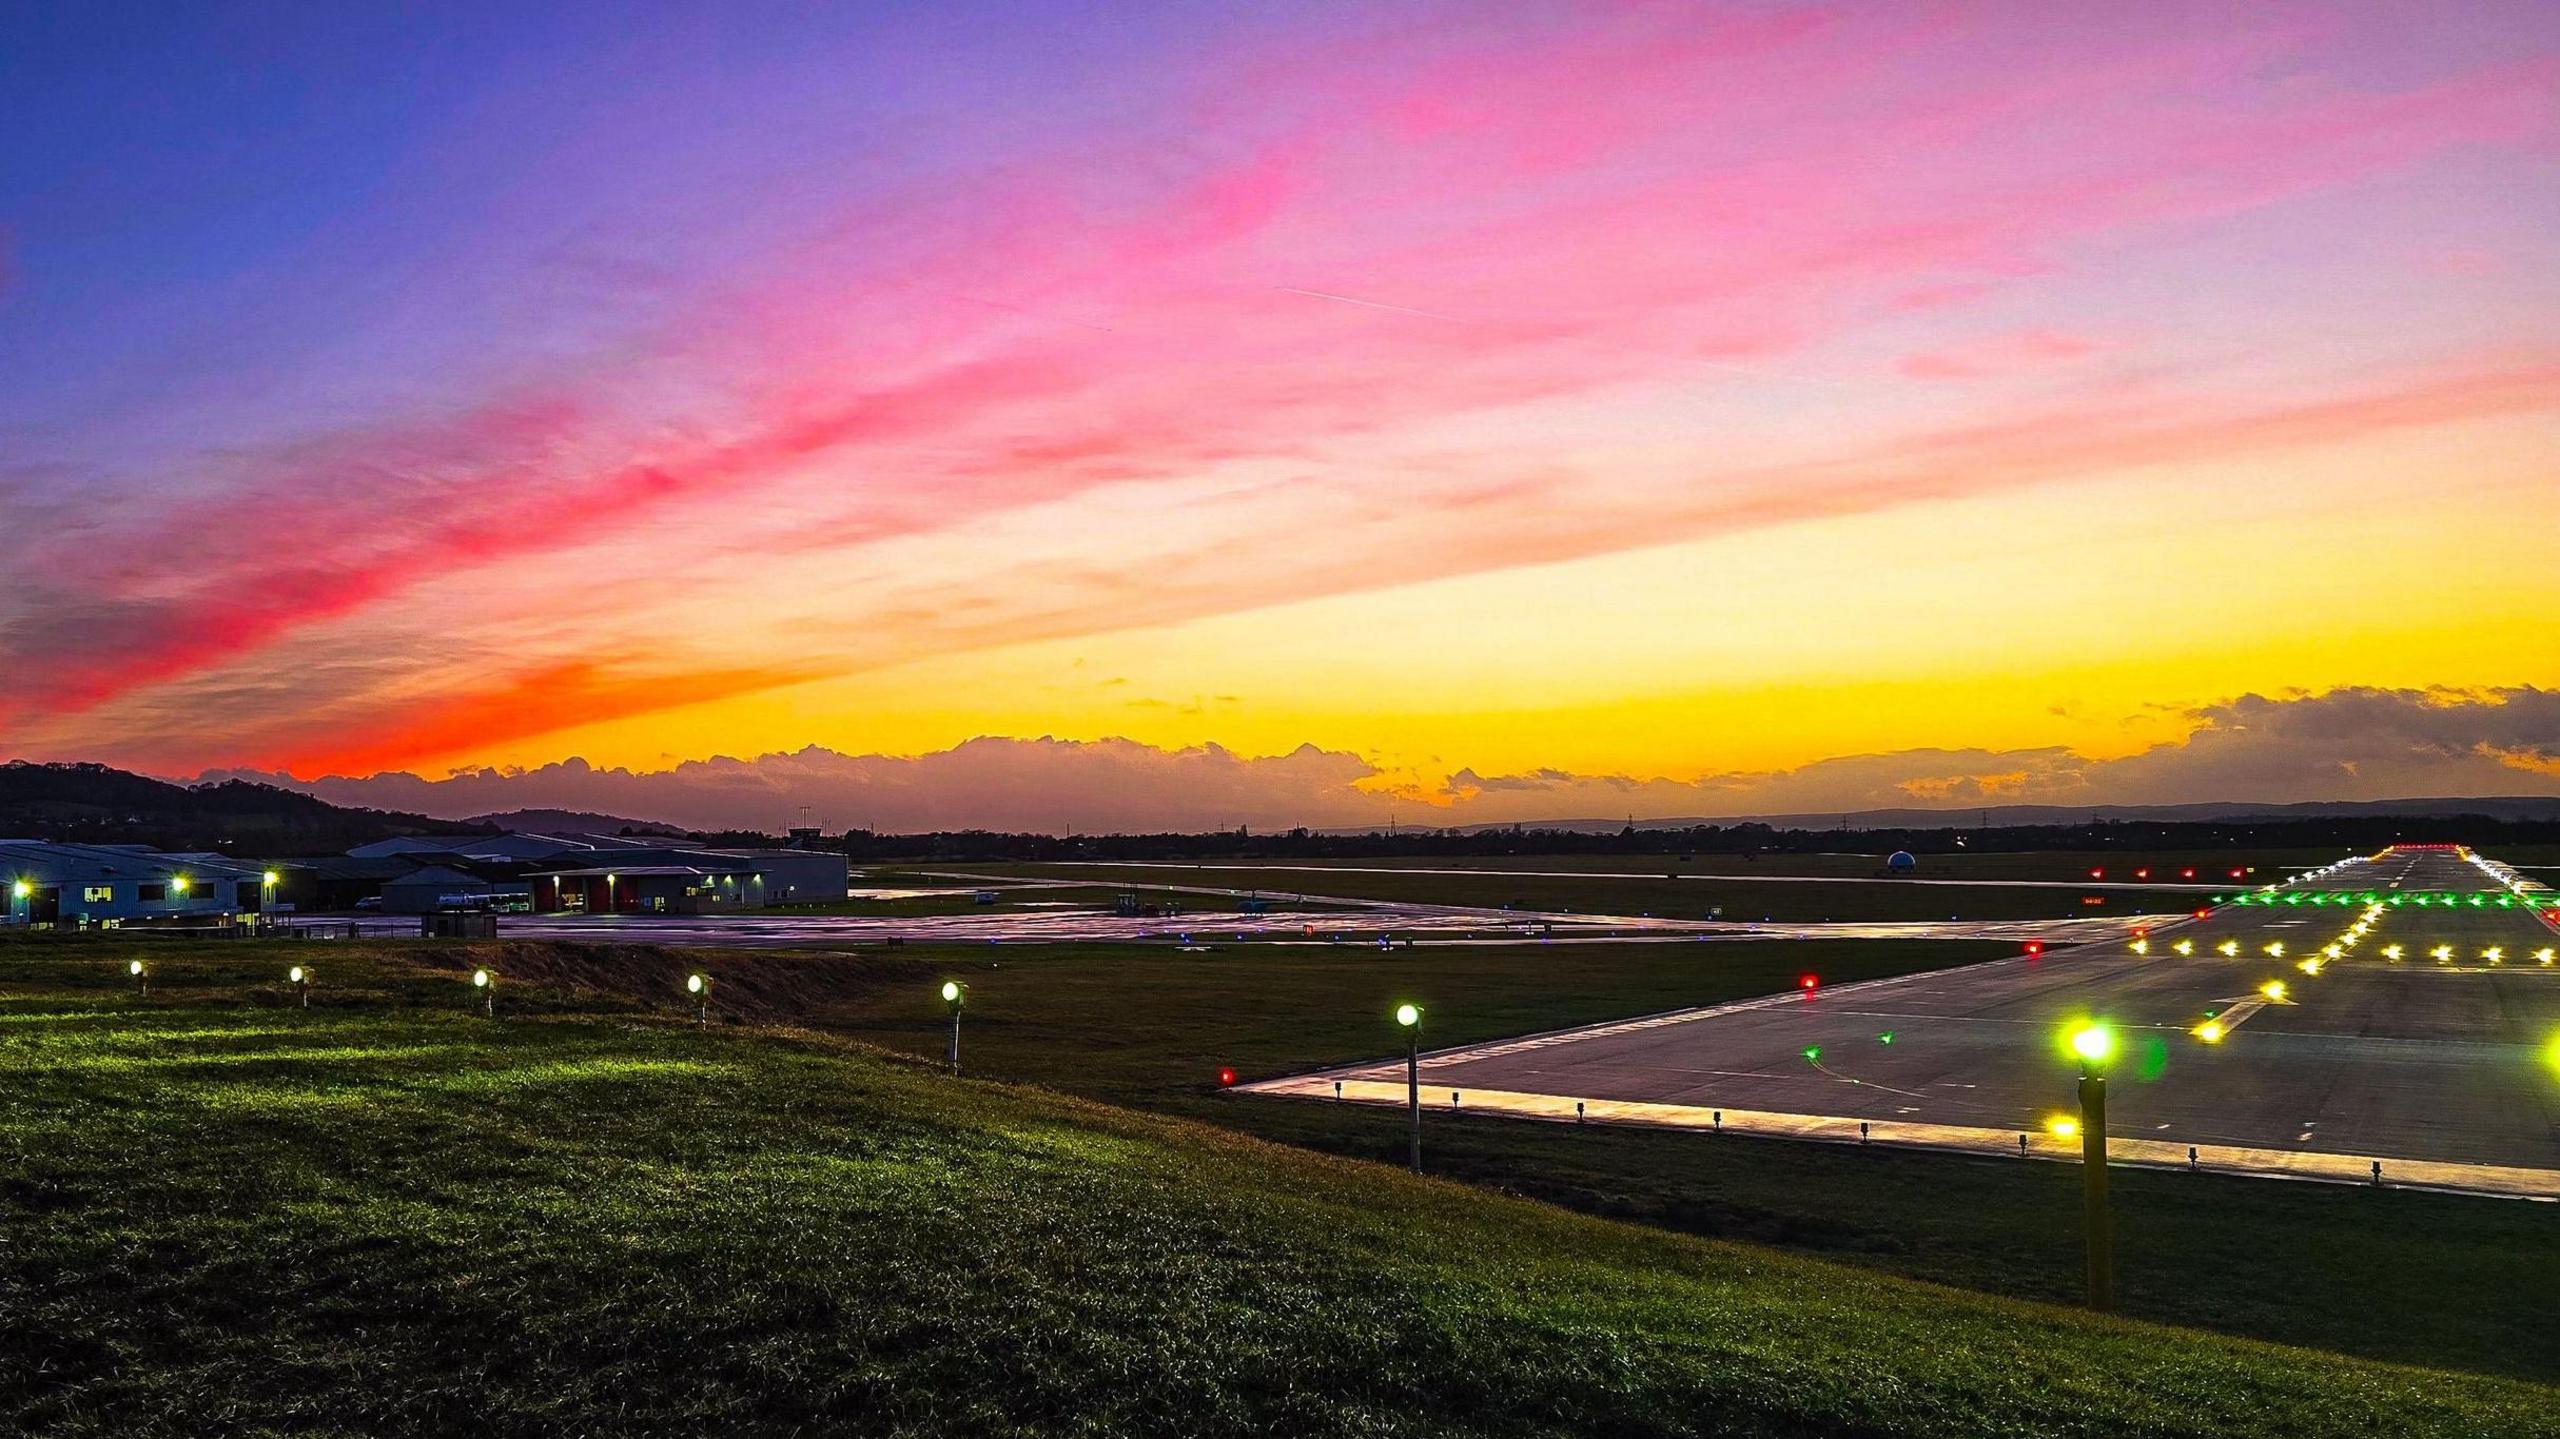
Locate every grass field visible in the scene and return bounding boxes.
[907,860,2198,923]
[7,933,2554,1390]
[3,950,2553,1437]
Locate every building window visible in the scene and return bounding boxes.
[138,883,166,902]
[83,886,113,902]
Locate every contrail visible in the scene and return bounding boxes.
[1275,286,1472,324]
[1275,285,1849,390]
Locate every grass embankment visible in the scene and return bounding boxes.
[916,861,2192,923]
[9,936,2555,1388]
[3,954,2554,1436]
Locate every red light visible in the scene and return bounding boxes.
[2023,941,2044,957]
[1217,1067,1237,1087]
[2182,868,2197,879]
[2227,869,2242,879]
[2089,868,2104,880]
[2134,868,2150,880]
[1799,974,1819,991]
[2193,908,2210,920]
[2132,926,2149,940]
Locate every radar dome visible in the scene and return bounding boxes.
[1886,851,1917,872]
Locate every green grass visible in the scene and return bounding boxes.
[916,860,2198,923]
[3,975,2553,1437]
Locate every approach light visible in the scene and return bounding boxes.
[2536,948,2555,966]
[2195,1021,2225,1043]
[2263,942,2286,958]
[2216,940,2240,957]
[944,980,965,1005]
[2483,947,2504,964]
[2298,959,2323,976]
[2172,939,2195,956]
[2430,945,2454,962]
[2259,981,2287,1001]
[2068,1024,2115,1063]
[2128,939,2149,955]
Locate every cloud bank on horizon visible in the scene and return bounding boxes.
[220,687,2560,833]
[4,3,2556,797]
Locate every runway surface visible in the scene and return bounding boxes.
[1247,847,2560,1191]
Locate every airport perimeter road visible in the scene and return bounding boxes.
[1254,847,2560,1187]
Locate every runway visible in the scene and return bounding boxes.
[1244,846,2560,1195]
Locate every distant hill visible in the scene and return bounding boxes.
[0,761,489,855]
[465,808,689,837]
[1420,795,2560,834]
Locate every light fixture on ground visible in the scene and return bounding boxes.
[289,964,310,1008]
[686,972,710,1027]
[2064,1022,2116,1312]
[129,958,147,999]
[472,968,495,1018]
[941,980,965,1075]
[1395,1002,1424,1174]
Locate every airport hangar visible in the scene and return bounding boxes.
[1,840,272,925]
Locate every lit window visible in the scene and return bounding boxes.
[83,886,113,903]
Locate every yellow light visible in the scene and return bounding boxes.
[128,960,144,976]
[2263,941,2286,958]
[171,875,190,895]
[2216,940,2240,957]
[2259,980,2287,1001]
[2382,944,2404,960]
[472,969,491,988]
[2195,1021,2225,1043]
[2172,939,2194,956]
[2536,948,2555,966]
[2430,945,2453,962]
[940,980,961,1004]
[2321,944,2342,959]
[1395,1002,1422,1027]
[2128,939,2149,955]
[9,879,26,899]
[263,870,280,886]
[2068,1024,2115,1062]
[289,965,306,983]
[687,973,706,994]
[2297,959,2322,976]
[2483,947,2504,964]
[2047,1116,2080,1138]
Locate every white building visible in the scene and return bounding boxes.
[1,841,269,926]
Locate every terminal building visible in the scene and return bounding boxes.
[1,841,272,926]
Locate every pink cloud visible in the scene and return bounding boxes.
[6,7,2556,758]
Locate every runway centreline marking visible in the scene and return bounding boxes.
[1238,1078,2560,1201]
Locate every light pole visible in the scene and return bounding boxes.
[1396,1002,1423,1173]
[129,958,147,999]
[473,968,495,1018]
[289,964,310,1009]
[2068,1023,2116,1312]
[942,980,964,1075]
[687,973,710,1028]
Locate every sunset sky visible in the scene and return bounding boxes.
[4,2,2556,828]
